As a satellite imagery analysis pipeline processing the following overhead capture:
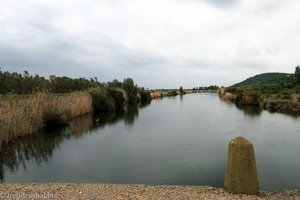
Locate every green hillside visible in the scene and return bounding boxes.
[235,72,295,86]
[220,68,300,114]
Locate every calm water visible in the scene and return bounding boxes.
[1,93,300,191]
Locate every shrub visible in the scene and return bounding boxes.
[43,110,71,128]
[234,93,243,105]
[106,88,125,109]
[167,90,177,96]
[250,92,260,105]
[88,88,115,112]
[234,92,260,105]
[122,78,139,105]
[139,90,152,103]
[295,65,300,84]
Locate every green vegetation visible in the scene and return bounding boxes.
[200,85,219,90]
[139,88,152,103]
[0,69,103,94]
[122,78,139,105]
[0,69,152,141]
[106,88,126,109]
[219,66,300,114]
[0,69,151,107]
[150,87,205,99]
[43,110,72,129]
[88,88,116,112]
[234,72,295,86]
[107,78,148,105]
[193,85,219,91]
[295,65,300,83]
[167,90,178,96]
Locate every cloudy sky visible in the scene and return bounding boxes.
[1,0,300,88]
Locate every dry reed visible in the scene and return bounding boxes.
[150,92,163,99]
[0,92,93,143]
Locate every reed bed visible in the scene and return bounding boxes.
[0,92,93,143]
[150,92,165,99]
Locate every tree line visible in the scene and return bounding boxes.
[193,85,219,91]
[0,69,151,100]
[0,69,104,94]
[0,69,152,109]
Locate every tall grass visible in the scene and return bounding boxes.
[0,92,92,142]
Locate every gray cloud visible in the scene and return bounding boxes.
[204,0,238,7]
[1,0,300,88]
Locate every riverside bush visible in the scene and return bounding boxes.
[122,78,139,105]
[167,90,177,96]
[43,110,71,128]
[88,88,116,112]
[106,88,125,109]
[139,90,152,102]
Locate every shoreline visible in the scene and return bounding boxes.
[150,90,217,99]
[0,183,299,200]
[218,88,300,115]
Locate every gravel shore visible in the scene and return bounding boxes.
[0,184,299,200]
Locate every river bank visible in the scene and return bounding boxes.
[0,83,151,143]
[0,92,93,143]
[150,89,217,99]
[0,70,154,143]
[218,87,300,115]
[0,183,299,200]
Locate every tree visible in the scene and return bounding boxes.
[139,88,151,103]
[23,70,29,77]
[295,65,300,83]
[123,78,138,104]
[179,86,184,95]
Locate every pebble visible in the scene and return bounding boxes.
[0,184,299,200]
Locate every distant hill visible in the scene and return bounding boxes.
[234,72,295,86]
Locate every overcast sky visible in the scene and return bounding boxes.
[1,0,300,88]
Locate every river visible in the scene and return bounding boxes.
[1,93,300,191]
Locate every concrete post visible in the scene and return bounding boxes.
[224,136,259,195]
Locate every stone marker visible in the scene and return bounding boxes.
[224,136,259,195]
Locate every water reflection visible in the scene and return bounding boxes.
[0,104,140,182]
[140,100,151,109]
[95,110,125,127]
[235,105,262,117]
[1,94,300,191]
[0,129,65,182]
[70,114,94,135]
[219,97,300,119]
[124,106,139,126]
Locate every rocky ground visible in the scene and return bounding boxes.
[0,184,299,200]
